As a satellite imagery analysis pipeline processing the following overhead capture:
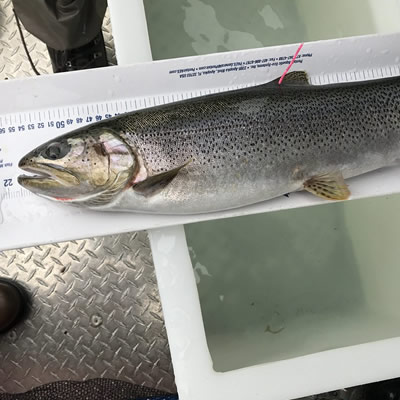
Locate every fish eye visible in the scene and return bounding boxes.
[42,141,71,160]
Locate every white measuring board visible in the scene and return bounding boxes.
[1,32,400,251]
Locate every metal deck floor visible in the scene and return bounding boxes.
[0,0,175,394]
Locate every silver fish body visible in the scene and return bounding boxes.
[18,74,400,214]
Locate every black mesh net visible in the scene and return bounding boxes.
[0,379,178,400]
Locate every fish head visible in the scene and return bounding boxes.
[18,127,136,205]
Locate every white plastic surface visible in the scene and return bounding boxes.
[107,0,153,64]
[149,223,400,400]
[1,33,400,251]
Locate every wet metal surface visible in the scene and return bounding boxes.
[0,232,176,393]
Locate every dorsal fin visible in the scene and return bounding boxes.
[266,71,310,86]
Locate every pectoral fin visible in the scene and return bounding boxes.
[304,172,350,200]
[133,160,191,197]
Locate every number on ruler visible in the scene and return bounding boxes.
[3,179,13,187]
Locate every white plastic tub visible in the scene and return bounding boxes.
[149,194,400,399]
[138,1,400,399]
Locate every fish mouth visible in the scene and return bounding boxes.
[18,162,80,189]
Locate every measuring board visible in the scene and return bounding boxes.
[1,33,400,251]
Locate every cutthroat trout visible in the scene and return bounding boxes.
[18,71,400,214]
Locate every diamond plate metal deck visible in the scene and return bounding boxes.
[0,2,174,394]
[0,232,176,393]
[0,0,116,80]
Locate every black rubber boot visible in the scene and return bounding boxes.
[47,31,108,73]
[0,278,26,333]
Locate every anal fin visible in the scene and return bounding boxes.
[304,172,350,201]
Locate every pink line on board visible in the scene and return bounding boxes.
[278,42,304,85]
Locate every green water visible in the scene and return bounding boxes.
[185,194,400,371]
[144,0,400,60]
[144,0,400,372]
